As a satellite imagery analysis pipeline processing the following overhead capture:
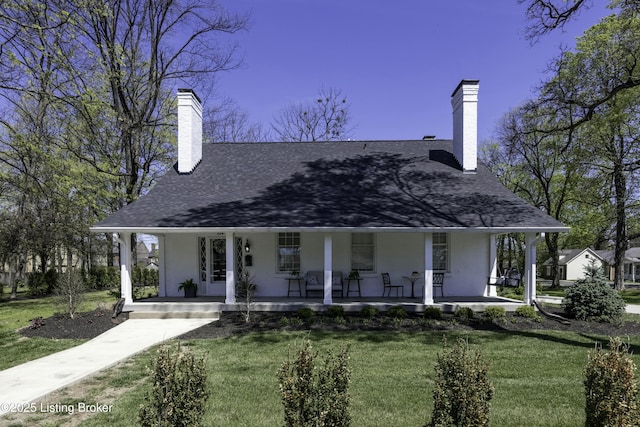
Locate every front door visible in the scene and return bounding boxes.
[198,237,227,296]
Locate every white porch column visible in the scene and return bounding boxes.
[225,232,236,304]
[157,235,166,297]
[423,233,434,305]
[524,233,538,305]
[323,234,333,305]
[116,232,133,305]
[486,234,498,297]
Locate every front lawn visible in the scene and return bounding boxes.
[0,288,116,370]
[67,330,639,427]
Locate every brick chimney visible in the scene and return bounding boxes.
[451,80,479,173]
[177,89,203,174]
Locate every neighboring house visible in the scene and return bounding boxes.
[92,81,568,309]
[542,248,603,281]
[596,247,640,282]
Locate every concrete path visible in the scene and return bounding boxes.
[0,318,214,416]
[535,295,640,314]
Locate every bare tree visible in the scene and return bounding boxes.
[203,97,271,142]
[272,88,355,142]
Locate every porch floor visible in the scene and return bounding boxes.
[124,296,526,317]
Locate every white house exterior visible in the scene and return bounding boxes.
[543,248,603,281]
[92,81,569,311]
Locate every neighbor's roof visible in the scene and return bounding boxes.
[92,140,568,233]
[543,248,602,266]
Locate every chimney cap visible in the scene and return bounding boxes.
[451,79,479,97]
[177,88,202,104]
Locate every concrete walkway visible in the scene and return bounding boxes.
[0,318,214,416]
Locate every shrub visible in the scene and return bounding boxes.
[427,337,493,427]
[562,268,625,322]
[139,344,209,427]
[297,307,316,322]
[29,317,46,329]
[454,306,474,320]
[278,340,351,427]
[27,270,58,296]
[86,266,120,290]
[483,306,506,322]
[387,305,407,319]
[584,337,639,426]
[327,305,345,319]
[360,306,379,319]
[423,306,442,320]
[514,305,540,320]
[54,269,86,319]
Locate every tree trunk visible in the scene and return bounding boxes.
[545,233,560,288]
[613,157,627,291]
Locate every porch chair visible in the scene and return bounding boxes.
[305,271,323,298]
[305,271,344,298]
[381,273,404,297]
[433,272,445,297]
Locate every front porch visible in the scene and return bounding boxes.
[124,295,527,319]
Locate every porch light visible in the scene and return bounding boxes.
[245,240,251,253]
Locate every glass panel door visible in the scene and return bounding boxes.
[210,238,226,282]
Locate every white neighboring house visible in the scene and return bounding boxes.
[91,81,568,311]
[543,248,603,281]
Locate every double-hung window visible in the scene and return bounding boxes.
[351,233,375,272]
[433,233,448,272]
[277,233,300,273]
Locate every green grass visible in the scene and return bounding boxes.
[0,288,117,370]
[73,330,640,427]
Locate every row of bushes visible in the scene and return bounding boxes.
[292,304,540,323]
[139,335,638,427]
[24,265,160,297]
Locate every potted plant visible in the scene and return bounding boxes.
[178,278,197,298]
[348,270,360,280]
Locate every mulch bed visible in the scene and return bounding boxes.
[19,307,640,341]
[20,309,129,340]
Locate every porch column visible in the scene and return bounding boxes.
[524,233,538,305]
[116,232,133,305]
[157,235,166,297]
[323,234,333,305]
[486,234,498,297]
[225,232,236,304]
[423,233,434,305]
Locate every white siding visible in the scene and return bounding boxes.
[566,250,602,281]
[161,231,492,298]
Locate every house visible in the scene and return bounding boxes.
[596,247,640,282]
[91,81,568,310]
[542,248,603,281]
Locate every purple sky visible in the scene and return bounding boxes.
[215,1,610,143]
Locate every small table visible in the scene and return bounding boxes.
[345,277,362,297]
[286,276,303,297]
[403,275,421,299]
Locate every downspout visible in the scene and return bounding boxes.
[527,232,545,306]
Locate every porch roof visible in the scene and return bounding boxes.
[93,140,568,233]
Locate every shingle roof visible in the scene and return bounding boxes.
[92,140,568,232]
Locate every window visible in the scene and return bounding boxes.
[351,233,375,272]
[433,233,448,272]
[277,233,300,272]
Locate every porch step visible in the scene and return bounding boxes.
[129,311,220,320]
